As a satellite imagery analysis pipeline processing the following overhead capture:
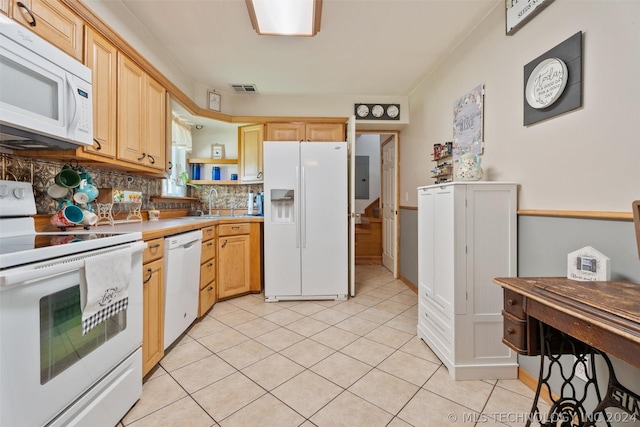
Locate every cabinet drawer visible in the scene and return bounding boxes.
[420,299,453,343]
[503,289,525,319]
[199,282,216,317]
[502,311,527,354]
[201,239,216,264]
[143,238,164,264]
[218,223,250,236]
[202,226,216,241]
[200,259,216,289]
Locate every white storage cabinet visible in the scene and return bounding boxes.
[417,182,518,380]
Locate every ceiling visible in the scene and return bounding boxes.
[118,0,499,99]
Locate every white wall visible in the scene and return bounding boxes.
[401,1,640,212]
[84,0,194,99]
[355,134,381,214]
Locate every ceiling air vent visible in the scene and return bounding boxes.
[230,84,259,94]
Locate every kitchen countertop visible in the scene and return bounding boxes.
[80,216,263,241]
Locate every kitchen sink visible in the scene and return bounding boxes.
[177,215,255,220]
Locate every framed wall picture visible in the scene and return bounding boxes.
[523,32,582,126]
[208,90,221,112]
[452,84,484,156]
[211,144,225,159]
[506,0,554,35]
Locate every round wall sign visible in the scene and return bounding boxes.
[525,57,569,109]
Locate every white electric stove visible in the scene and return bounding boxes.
[0,179,145,427]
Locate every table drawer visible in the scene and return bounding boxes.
[202,226,216,241]
[143,238,164,264]
[502,310,527,354]
[218,223,250,236]
[201,239,216,263]
[200,259,216,289]
[504,289,525,319]
[199,282,216,316]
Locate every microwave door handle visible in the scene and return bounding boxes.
[66,73,80,134]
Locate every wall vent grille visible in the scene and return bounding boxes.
[230,84,259,94]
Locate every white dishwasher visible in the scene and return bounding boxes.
[164,229,203,349]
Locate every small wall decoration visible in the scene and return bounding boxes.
[506,0,554,35]
[354,103,400,120]
[207,90,221,112]
[211,144,225,159]
[524,31,582,126]
[567,246,610,281]
[452,84,484,157]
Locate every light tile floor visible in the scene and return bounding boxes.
[120,265,547,427]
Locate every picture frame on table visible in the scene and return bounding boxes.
[207,90,221,112]
[211,144,225,159]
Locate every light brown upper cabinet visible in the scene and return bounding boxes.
[84,28,117,158]
[9,0,83,61]
[305,123,345,142]
[1,0,9,15]
[239,124,264,183]
[266,122,345,142]
[117,53,166,170]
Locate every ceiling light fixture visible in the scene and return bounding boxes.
[245,0,322,36]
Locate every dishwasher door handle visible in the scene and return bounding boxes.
[182,240,200,250]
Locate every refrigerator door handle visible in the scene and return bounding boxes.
[295,166,300,249]
[301,166,306,248]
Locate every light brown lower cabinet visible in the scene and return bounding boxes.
[217,224,251,300]
[142,257,164,376]
[199,225,217,317]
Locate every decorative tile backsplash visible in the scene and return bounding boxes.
[1,154,263,214]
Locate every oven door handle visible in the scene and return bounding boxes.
[0,241,147,289]
[1,258,87,288]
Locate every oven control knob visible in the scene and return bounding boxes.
[0,184,8,198]
[13,187,25,199]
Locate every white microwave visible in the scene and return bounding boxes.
[0,14,93,150]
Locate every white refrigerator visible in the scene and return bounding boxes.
[264,140,348,301]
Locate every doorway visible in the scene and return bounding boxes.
[354,131,399,279]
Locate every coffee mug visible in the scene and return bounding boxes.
[50,204,84,228]
[55,168,81,188]
[73,191,90,205]
[148,209,160,221]
[75,180,99,203]
[80,209,98,227]
[46,184,70,201]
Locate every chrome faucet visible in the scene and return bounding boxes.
[207,188,218,216]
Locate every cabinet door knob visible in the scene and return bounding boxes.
[221,239,228,248]
[143,268,153,284]
[137,153,147,162]
[506,328,515,335]
[507,299,515,306]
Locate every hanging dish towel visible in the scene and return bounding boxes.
[81,247,132,334]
